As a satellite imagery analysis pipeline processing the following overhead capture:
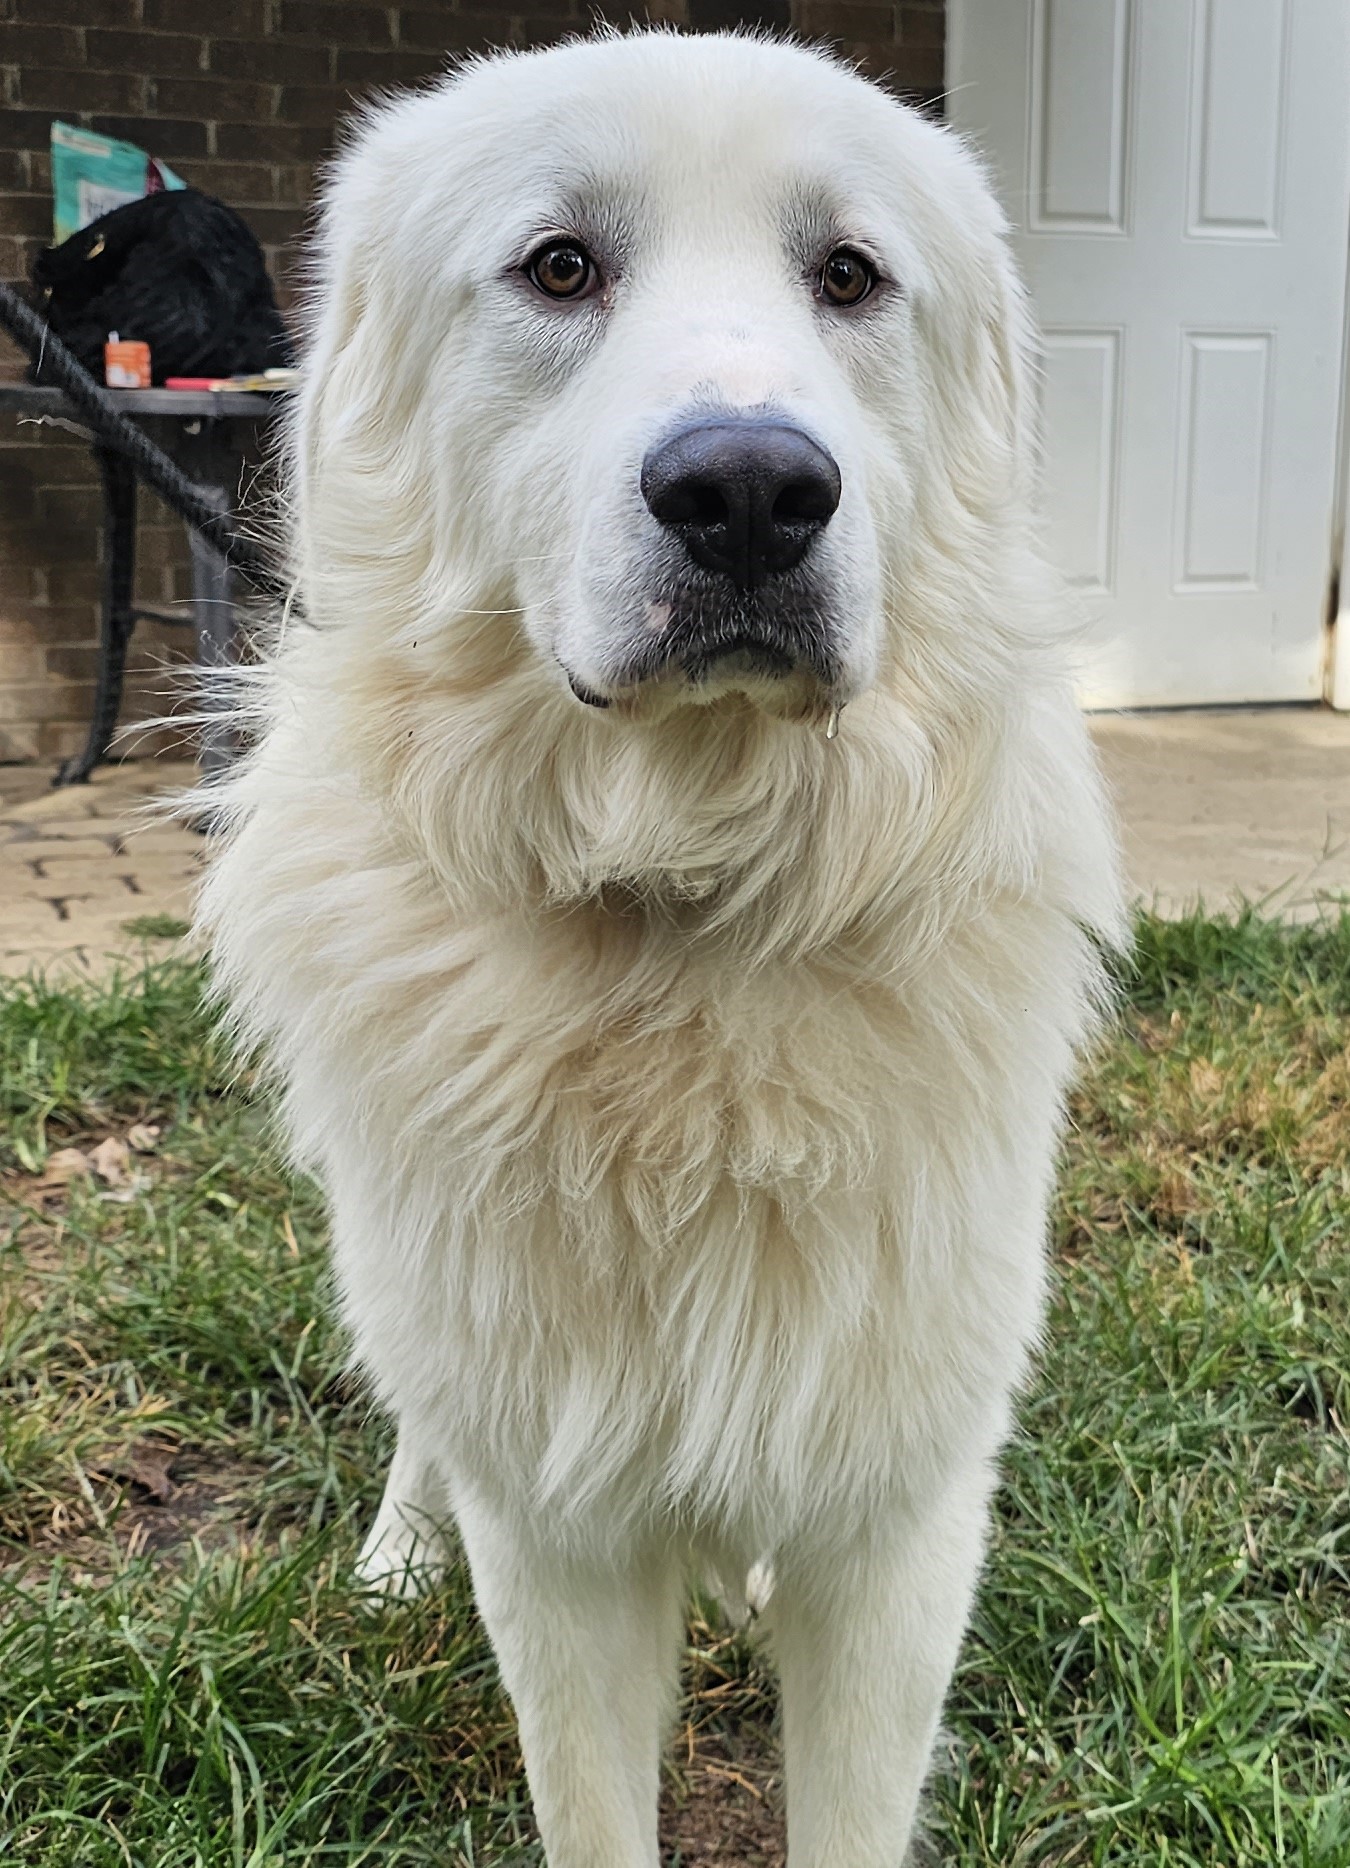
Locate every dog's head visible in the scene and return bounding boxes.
[296,30,1035,733]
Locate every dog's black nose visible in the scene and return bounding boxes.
[641,419,841,588]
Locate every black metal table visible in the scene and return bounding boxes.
[0,383,282,785]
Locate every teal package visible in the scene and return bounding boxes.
[50,122,184,246]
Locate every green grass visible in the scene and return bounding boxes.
[119,913,193,942]
[1,916,1347,1866]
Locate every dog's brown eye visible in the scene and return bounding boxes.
[528,241,595,300]
[819,248,875,307]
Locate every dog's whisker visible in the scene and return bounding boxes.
[407,604,534,619]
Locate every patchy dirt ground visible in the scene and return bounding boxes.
[661,1726,784,1867]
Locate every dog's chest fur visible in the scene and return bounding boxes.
[205,777,1087,1545]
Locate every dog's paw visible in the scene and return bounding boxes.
[353,1513,444,1602]
[704,1556,777,1628]
[745,1558,776,1618]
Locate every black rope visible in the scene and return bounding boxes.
[0,278,279,591]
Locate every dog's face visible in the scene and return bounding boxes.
[302,32,1028,728]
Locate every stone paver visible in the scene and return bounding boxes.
[2,708,1350,972]
[0,760,202,977]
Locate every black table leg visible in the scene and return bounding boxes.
[55,444,137,787]
[187,485,239,783]
[174,419,243,785]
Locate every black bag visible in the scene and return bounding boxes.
[30,187,294,386]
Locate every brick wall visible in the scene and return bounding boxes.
[794,0,943,99]
[0,0,944,767]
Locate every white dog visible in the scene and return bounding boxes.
[199,28,1124,1865]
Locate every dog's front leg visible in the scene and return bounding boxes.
[773,1473,993,1866]
[455,1489,685,1868]
[355,1432,448,1597]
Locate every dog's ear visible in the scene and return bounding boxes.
[288,95,470,580]
[976,240,1041,510]
[291,139,391,512]
[923,230,1041,524]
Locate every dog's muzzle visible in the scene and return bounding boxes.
[565,417,847,708]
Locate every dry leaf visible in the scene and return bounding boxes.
[126,1123,161,1154]
[35,1147,93,1189]
[89,1136,132,1187]
[127,1447,177,1502]
[90,1445,178,1503]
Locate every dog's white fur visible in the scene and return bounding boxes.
[199,29,1125,1865]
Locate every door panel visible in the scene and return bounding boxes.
[1040,329,1123,592]
[1187,0,1286,238]
[1029,0,1134,232]
[1175,333,1271,589]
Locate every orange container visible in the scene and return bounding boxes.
[104,335,151,388]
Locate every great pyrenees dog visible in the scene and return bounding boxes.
[200,27,1124,1865]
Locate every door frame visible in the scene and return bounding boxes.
[1326,227,1350,708]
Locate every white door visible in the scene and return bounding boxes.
[948,0,1350,707]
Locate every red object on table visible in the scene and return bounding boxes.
[164,376,222,390]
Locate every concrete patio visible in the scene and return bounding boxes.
[2,707,1350,975]
[1092,707,1350,921]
